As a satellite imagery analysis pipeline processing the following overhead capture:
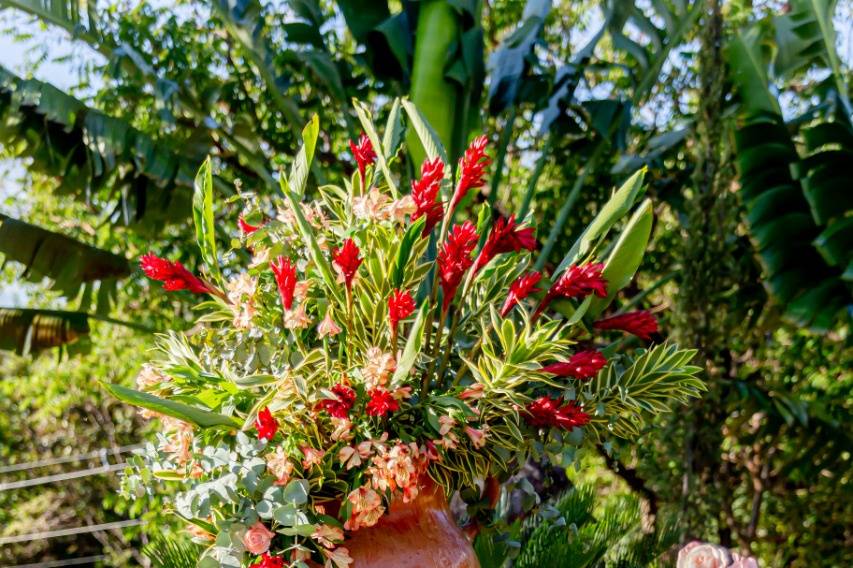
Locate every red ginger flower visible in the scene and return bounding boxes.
[140,253,212,294]
[366,387,399,417]
[316,383,356,419]
[255,407,278,440]
[239,216,261,235]
[533,262,608,320]
[250,553,284,568]
[474,215,536,273]
[594,310,659,340]
[388,288,416,329]
[542,350,607,380]
[270,256,297,310]
[525,396,590,430]
[349,132,376,187]
[411,157,445,235]
[333,238,362,291]
[437,221,479,313]
[500,271,542,317]
[452,135,491,209]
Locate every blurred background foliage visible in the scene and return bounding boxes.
[0,0,850,566]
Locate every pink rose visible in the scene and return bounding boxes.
[677,541,732,568]
[242,521,274,555]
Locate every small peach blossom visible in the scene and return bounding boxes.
[317,312,342,339]
[460,383,485,399]
[284,304,312,329]
[323,545,354,568]
[353,187,391,222]
[301,446,326,469]
[438,415,456,436]
[330,418,353,442]
[362,347,396,388]
[294,280,312,301]
[312,524,345,549]
[265,446,294,486]
[136,364,166,390]
[388,195,416,223]
[464,426,488,449]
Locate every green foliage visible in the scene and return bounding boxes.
[0,307,89,355]
[0,213,129,308]
[143,534,202,568]
[585,343,704,441]
[0,64,197,230]
[727,22,851,331]
[475,485,679,568]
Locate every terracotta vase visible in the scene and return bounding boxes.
[343,479,480,568]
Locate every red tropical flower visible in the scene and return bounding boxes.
[333,238,362,291]
[388,288,416,329]
[316,383,357,419]
[437,221,479,312]
[410,157,445,235]
[270,256,297,310]
[533,263,608,320]
[349,132,376,187]
[541,350,607,380]
[524,396,590,430]
[594,310,659,340]
[139,253,212,294]
[451,135,491,210]
[366,388,399,417]
[238,216,261,235]
[500,271,542,317]
[255,407,279,440]
[250,553,284,568]
[474,215,536,273]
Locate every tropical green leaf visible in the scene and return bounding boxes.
[0,307,89,355]
[390,303,428,386]
[487,0,551,114]
[192,158,221,283]
[554,168,646,274]
[382,97,404,160]
[352,99,398,196]
[587,199,654,318]
[0,214,130,301]
[401,98,449,165]
[392,216,426,288]
[279,177,342,303]
[104,383,241,429]
[0,64,196,229]
[585,343,704,441]
[143,534,201,568]
[289,113,320,197]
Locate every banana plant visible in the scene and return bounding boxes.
[0,213,130,311]
[0,65,198,229]
[0,307,152,355]
[726,16,852,331]
[337,0,485,166]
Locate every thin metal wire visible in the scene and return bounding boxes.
[0,444,142,474]
[0,519,145,545]
[0,554,107,567]
[0,463,127,492]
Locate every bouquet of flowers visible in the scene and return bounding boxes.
[114,102,703,568]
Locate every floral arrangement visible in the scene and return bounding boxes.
[114,103,703,568]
